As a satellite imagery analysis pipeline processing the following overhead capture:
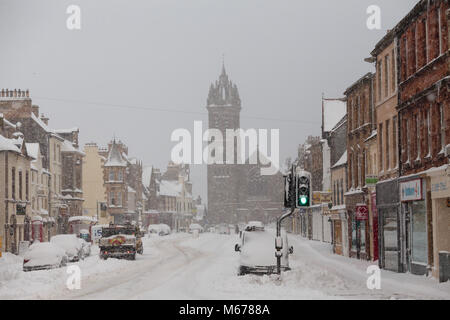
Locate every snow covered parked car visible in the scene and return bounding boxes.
[50,234,84,262]
[189,223,203,233]
[78,238,92,257]
[234,226,292,276]
[23,242,68,272]
[148,224,171,236]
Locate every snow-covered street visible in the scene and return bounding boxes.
[1,232,449,300]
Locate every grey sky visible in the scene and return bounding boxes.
[0,0,416,201]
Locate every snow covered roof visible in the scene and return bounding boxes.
[53,127,79,134]
[68,215,97,223]
[0,134,21,153]
[159,180,182,197]
[25,143,39,161]
[142,166,153,187]
[61,139,85,155]
[128,186,136,193]
[323,98,347,133]
[332,151,347,168]
[104,141,127,167]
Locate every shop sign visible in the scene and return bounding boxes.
[366,175,378,186]
[16,203,26,215]
[355,205,368,220]
[400,179,422,202]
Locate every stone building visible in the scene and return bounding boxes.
[298,136,323,192]
[206,65,283,226]
[82,143,109,224]
[0,112,33,254]
[344,72,375,261]
[370,28,401,271]
[103,139,128,224]
[0,90,80,236]
[26,143,54,242]
[57,129,85,232]
[394,0,449,276]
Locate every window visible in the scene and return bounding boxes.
[411,26,417,73]
[440,104,445,151]
[117,191,122,206]
[416,114,421,160]
[109,191,115,206]
[340,179,344,204]
[438,9,442,55]
[357,96,361,127]
[12,167,16,200]
[406,118,411,163]
[26,171,29,201]
[393,116,398,167]
[411,199,427,264]
[57,145,60,162]
[427,106,433,157]
[404,37,409,78]
[379,123,383,172]
[19,171,23,200]
[377,61,382,101]
[109,170,114,181]
[391,49,396,92]
[118,170,123,181]
[385,55,390,97]
[385,120,390,170]
[425,18,429,63]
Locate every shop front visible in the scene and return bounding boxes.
[345,190,370,260]
[427,165,450,281]
[377,178,401,272]
[330,205,348,257]
[399,177,430,276]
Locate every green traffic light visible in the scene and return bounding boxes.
[299,196,308,206]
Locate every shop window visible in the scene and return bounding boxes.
[360,222,366,253]
[411,200,427,264]
[351,219,357,252]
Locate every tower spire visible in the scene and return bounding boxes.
[221,54,226,75]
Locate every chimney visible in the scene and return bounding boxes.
[40,113,49,125]
[32,105,39,117]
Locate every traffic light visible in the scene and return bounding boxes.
[296,171,311,208]
[283,166,295,208]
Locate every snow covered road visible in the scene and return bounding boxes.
[0,233,449,300]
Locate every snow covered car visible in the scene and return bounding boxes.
[78,238,92,257]
[234,227,293,276]
[158,224,171,236]
[217,223,230,234]
[188,223,204,233]
[50,234,84,262]
[23,242,68,272]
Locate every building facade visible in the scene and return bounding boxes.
[395,0,449,276]
[344,73,375,261]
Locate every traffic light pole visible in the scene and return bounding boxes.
[276,206,295,275]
